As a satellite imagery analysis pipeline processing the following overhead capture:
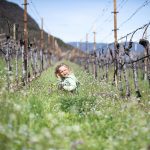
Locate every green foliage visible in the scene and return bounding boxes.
[59,95,96,115]
[0,61,149,150]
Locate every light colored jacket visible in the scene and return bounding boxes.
[58,73,79,91]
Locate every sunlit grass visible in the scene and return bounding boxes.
[0,60,149,150]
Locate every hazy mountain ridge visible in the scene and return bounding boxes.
[0,0,73,52]
[68,42,145,53]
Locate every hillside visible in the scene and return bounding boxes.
[0,0,73,52]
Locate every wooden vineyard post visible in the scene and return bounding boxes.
[23,0,28,84]
[123,61,130,97]
[93,31,97,79]
[112,0,118,86]
[6,36,11,91]
[132,61,141,98]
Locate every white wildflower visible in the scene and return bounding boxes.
[95,111,103,116]
[0,124,5,133]
[55,127,64,135]
[41,128,51,139]
[46,113,53,121]
[29,113,35,120]
[9,113,16,121]
[18,124,28,136]
[13,104,21,112]
[71,125,80,132]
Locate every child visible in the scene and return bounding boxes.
[55,63,79,92]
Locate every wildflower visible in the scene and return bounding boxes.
[9,113,16,121]
[41,127,51,139]
[13,104,21,112]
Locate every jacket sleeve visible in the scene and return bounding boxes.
[63,78,77,91]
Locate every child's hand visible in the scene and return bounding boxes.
[56,73,60,78]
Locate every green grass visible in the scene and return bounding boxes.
[0,58,6,89]
[0,60,150,150]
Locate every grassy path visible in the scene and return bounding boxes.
[0,61,150,150]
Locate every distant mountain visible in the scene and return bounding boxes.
[68,42,145,54]
[68,42,107,52]
[0,0,73,52]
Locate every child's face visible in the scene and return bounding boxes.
[58,66,70,77]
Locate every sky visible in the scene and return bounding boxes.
[7,0,150,43]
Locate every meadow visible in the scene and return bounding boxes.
[0,60,150,150]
